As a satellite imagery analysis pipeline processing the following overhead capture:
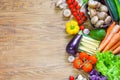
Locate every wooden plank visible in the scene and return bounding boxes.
[0,0,89,80]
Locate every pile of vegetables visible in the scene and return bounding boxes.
[73,52,97,73]
[99,22,120,54]
[96,51,120,80]
[55,0,120,80]
[87,0,112,28]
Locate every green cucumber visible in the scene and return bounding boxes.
[106,0,119,21]
[114,0,120,20]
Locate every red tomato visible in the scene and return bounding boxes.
[67,0,72,5]
[71,8,76,13]
[76,15,80,21]
[73,1,78,7]
[82,62,93,73]
[73,12,77,17]
[88,55,97,64]
[76,5,80,10]
[79,52,89,61]
[69,75,75,80]
[80,12,84,17]
[82,16,87,21]
[78,20,83,25]
[73,58,83,69]
[80,25,85,30]
[69,4,74,9]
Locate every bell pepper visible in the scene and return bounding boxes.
[66,20,79,35]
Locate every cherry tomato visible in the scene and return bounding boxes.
[80,12,84,17]
[71,8,76,13]
[88,55,97,65]
[82,62,93,73]
[73,1,78,7]
[82,16,87,21]
[76,5,80,10]
[69,4,74,9]
[67,0,72,5]
[69,75,75,80]
[73,12,77,17]
[80,25,85,30]
[78,20,83,25]
[76,15,80,21]
[79,52,89,61]
[73,58,83,69]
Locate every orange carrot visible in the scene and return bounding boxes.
[103,32,120,52]
[110,41,120,51]
[99,25,120,51]
[100,22,116,47]
[113,46,120,54]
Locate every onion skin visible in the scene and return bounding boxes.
[66,34,82,56]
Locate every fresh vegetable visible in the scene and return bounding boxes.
[105,0,119,21]
[103,32,120,52]
[99,25,120,51]
[88,0,99,8]
[90,29,106,41]
[66,0,87,25]
[79,52,89,61]
[83,28,90,35]
[79,25,85,30]
[105,16,112,24]
[96,51,120,80]
[76,74,87,80]
[66,31,82,55]
[91,16,98,25]
[114,0,120,20]
[66,20,79,35]
[69,75,75,80]
[89,69,108,80]
[113,46,120,54]
[82,62,93,73]
[63,9,71,17]
[100,22,116,47]
[56,0,67,9]
[87,0,112,28]
[110,41,120,51]
[78,35,100,55]
[73,58,83,69]
[68,55,75,63]
[100,5,108,12]
[88,55,97,65]
[95,20,104,28]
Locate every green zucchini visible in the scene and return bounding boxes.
[114,0,120,20]
[106,0,119,21]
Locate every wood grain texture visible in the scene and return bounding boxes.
[0,0,89,80]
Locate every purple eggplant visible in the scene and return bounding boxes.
[66,31,82,56]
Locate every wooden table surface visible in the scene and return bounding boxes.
[0,0,90,80]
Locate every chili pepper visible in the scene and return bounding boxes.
[66,20,79,35]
